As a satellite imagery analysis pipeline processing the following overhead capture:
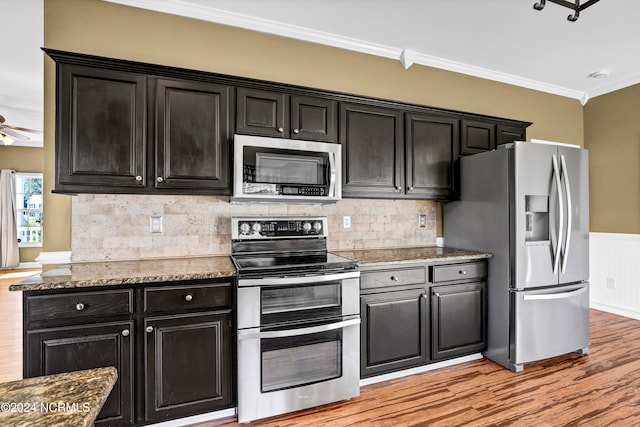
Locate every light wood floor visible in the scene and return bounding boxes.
[2,272,639,426]
[0,268,40,383]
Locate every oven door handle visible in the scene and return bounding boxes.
[238,270,360,287]
[238,317,361,340]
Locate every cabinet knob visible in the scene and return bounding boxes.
[146,326,154,333]
[122,329,130,337]
[135,175,143,182]
[434,292,441,297]
[459,270,467,275]
[408,187,414,191]
[156,177,164,183]
[421,294,427,300]
[75,303,85,311]
[184,294,193,302]
[293,128,300,134]
[277,127,284,133]
[395,186,401,191]
[391,276,399,281]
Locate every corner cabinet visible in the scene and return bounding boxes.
[22,278,235,427]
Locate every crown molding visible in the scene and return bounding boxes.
[104,0,589,103]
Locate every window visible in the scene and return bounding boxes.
[15,172,43,247]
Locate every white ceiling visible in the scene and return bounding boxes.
[4,0,640,147]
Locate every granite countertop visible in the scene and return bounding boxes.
[0,367,117,427]
[9,255,236,292]
[333,246,491,267]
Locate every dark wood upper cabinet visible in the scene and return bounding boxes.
[155,79,231,191]
[461,120,496,155]
[405,113,460,199]
[236,88,337,142]
[497,124,527,147]
[290,95,337,142]
[236,87,287,138]
[56,64,147,190]
[340,103,404,198]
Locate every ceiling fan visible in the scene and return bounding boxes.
[0,114,43,145]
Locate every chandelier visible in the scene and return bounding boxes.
[533,0,601,22]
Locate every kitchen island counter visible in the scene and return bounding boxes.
[334,246,491,267]
[8,255,236,292]
[0,367,117,427]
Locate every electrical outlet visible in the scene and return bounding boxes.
[606,277,615,290]
[418,214,427,228]
[343,215,351,229]
[150,216,163,233]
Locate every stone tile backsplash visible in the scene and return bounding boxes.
[71,194,437,262]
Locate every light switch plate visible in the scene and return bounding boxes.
[343,215,351,229]
[150,216,163,233]
[418,214,427,228]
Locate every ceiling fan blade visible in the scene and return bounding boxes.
[6,125,43,133]
[0,128,31,140]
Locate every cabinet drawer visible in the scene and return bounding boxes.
[432,262,487,283]
[144,282,231,312]
[27,289,133,323]
[361,267,426,290]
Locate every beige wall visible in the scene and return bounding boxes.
[0,146,44,263]
[585,86,640,234]
[43,0,585,255]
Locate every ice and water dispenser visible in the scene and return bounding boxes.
[524,195,549,243]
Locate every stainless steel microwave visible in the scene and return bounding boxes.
[232,134,341,203]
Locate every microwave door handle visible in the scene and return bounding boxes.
[238,317,361,340]
[552,154,563,275]
[328,151,337,197]
[560,154,572,274]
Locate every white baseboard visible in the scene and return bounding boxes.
[590,301,640,321]
[34,251,72,264]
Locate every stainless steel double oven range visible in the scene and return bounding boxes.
[231,216,361,423]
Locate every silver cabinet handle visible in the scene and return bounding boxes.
[122,329,130,337]
[184,294,193,302]
[523,286,587,301]
[552,155,563,275]
[293,129,300,134]
[277,127,284,132]
[146,326,154,333]
[391,276,399,281]
[135,175,143,182]
[560,154,572,274]
[75,303,85,311]
[239,317,360,340]
[459,270,467,275]
[156,177,164,183]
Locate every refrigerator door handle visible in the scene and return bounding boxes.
[560,154,572,274]
[552,155,563,275]
[522,286,587,301]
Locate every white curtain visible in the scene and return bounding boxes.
[0,169,19,268]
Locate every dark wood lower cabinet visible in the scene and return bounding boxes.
[144,311,232,422]
[431,282,487,360]
[25,321,134,427]
[360,288,428,377]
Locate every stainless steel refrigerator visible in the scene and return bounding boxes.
[444,141,589,372]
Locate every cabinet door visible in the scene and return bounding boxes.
[236,87,287,137]
[461,120,496,155]
[56,65,146,191]
[360,289,428,377]
[497,124,526,147]
[406,113,459,199]
[25,321,134,427]
[144,311,232,422]
[290,95,337,142]
[155,79,231,192]
[340,103,404,198]
[431,282,487,360]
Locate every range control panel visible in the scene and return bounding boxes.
[232,217,328,240]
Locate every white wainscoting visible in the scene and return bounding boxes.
[589,232,640,320]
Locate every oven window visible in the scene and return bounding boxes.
[262,283,341,315]
[261,329,342,392]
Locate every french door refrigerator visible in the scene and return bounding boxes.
[444,141,589,372]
